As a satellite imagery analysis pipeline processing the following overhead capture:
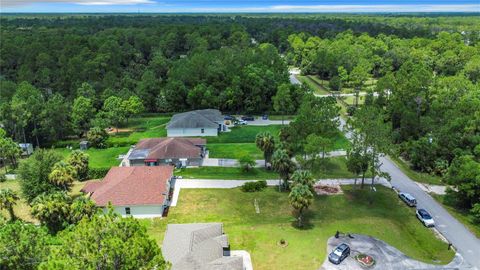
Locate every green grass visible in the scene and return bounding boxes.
[207,125,283,144]
[107,115,170,146]
[297,75,330,95]
[146,186,454,270]
[341,95,365,106]
[267,115,296,121]
[176,167,278,180]
[208,143,263,159]
[431,194,480,238]
[310,157,371,179]
[390,156,443,185]
[52,147,129,168]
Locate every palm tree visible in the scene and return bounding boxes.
[290,170,315,190]
[67,150,89,181]
[255,132,275,166]
[0,188,19,221]
[289,184,314,227]
[49,161,77,191]
[31,192,71,233]
[272,149,295,190]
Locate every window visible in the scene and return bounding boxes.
[201,128,204,134]
[125,207,131,215]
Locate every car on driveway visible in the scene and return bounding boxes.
[241,115,255,121]
[236,120,247,125]
[328,243,350,265]
[416,209,435,227]
[399,192,417,207]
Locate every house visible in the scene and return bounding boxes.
[18,143,33,156]
[166,109,227,137]
[81,166,173,218]
[128,137,206,167]
[162,223,244,270]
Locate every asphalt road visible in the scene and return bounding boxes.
[381,156,480,269]
[338,117,480,269]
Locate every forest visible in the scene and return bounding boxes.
[0,13,479,252]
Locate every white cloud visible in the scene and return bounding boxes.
[1,0,154,7]
[268,4,480,12]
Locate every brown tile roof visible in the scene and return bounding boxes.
[134,138,206,160]
[81,166,173,207]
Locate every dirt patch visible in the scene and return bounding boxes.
[107,128,133,134]
[314,184,343,195]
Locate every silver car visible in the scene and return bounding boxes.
[416,209,435,227]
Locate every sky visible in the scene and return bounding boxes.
[1,0,479,13]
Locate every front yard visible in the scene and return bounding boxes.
[145,186,454,270]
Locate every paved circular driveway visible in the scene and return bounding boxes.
[319,234,473,270]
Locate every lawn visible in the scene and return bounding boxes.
[297,75,330,95]
[52,147,129,168]
[107,115,170,146]
[0,179,87,223]
[207,125,283,144]
[176,167,278,180]
[390,156,443,185]
[146,186,454,270]
[208,143,263,159]
[310,157,371,179]
[431,194,480,238]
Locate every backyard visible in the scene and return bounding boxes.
[145,186,454,270]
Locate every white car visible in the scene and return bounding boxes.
[236,120,247,125]
[416,209,435,227]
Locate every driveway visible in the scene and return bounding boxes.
[319,234,473,270]
[246,118,290,126]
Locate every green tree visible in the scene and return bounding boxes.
[289,183,314,227]
[68,197,97,224]
[304,134,332,161]
[239,155,256,172]
[272,148,295,190]
[122,95,144,124]
[346,143,370,188]
[39,209,168,270]
[18,149,62,203]
[67,150,89,181]
[31,192,71,233]
[11,82,43,145]
[0,129,21,171]
[103,96,126,133]
[72,96,95,136]
[86,127,108,149]
[255,132,276,166]
[39,93,71,142]
[0,221,50,270]
[290,170,315,190]
[0,189,19,221]
[273,83,295,125]
[48,161,77,191]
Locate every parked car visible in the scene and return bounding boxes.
[241,115,255,121]
[224,115,235,121]
[328,243,350,265]
[262,114,268,120]
[416,209,435,227]
[236,120,247,125]
[399,192,417,207]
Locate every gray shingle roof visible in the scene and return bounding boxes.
[162,223,243,270]
[167,109,223,129]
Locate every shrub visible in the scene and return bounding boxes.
[87,167,110,179]
[239,155,256,172]
[470,203,480,224]
[0,174,6,183]
[241,180,267,192]
[86,127,109,149]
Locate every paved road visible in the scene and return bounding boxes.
[382,156,480,269]
[338,112,480,269]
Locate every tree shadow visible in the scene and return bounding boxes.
[290,209,315,230]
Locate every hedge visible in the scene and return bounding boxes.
[241,180,267,192]
[87,167,110,180]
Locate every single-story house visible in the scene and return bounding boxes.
[18,143,34,156]
[162,223,244,270]
[166,109,227,137]
[81,166,173,218]
[128,137,206,167]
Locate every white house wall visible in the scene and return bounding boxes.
[103,205,165,218]
[167,128,218,137]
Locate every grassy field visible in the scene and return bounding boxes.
[52,147,129,168]
[176,167,278,180]
[431,194,480,238]
[310,157,371,179]
[0,179,86,222]
[207,125,283,144]
[297,75,330,95]
[208,143,263,159]
[146,186,454,270]
[390,156,443,185]
[107,115,170,146]
[267,115,296,121]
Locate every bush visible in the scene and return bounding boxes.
[470,203,480,224]
[87,127,109,149]
[0,174,6,183]
[329,75,342,91]
[241,180,267,192]
[87,167,110,179]
[239,155,256,172]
